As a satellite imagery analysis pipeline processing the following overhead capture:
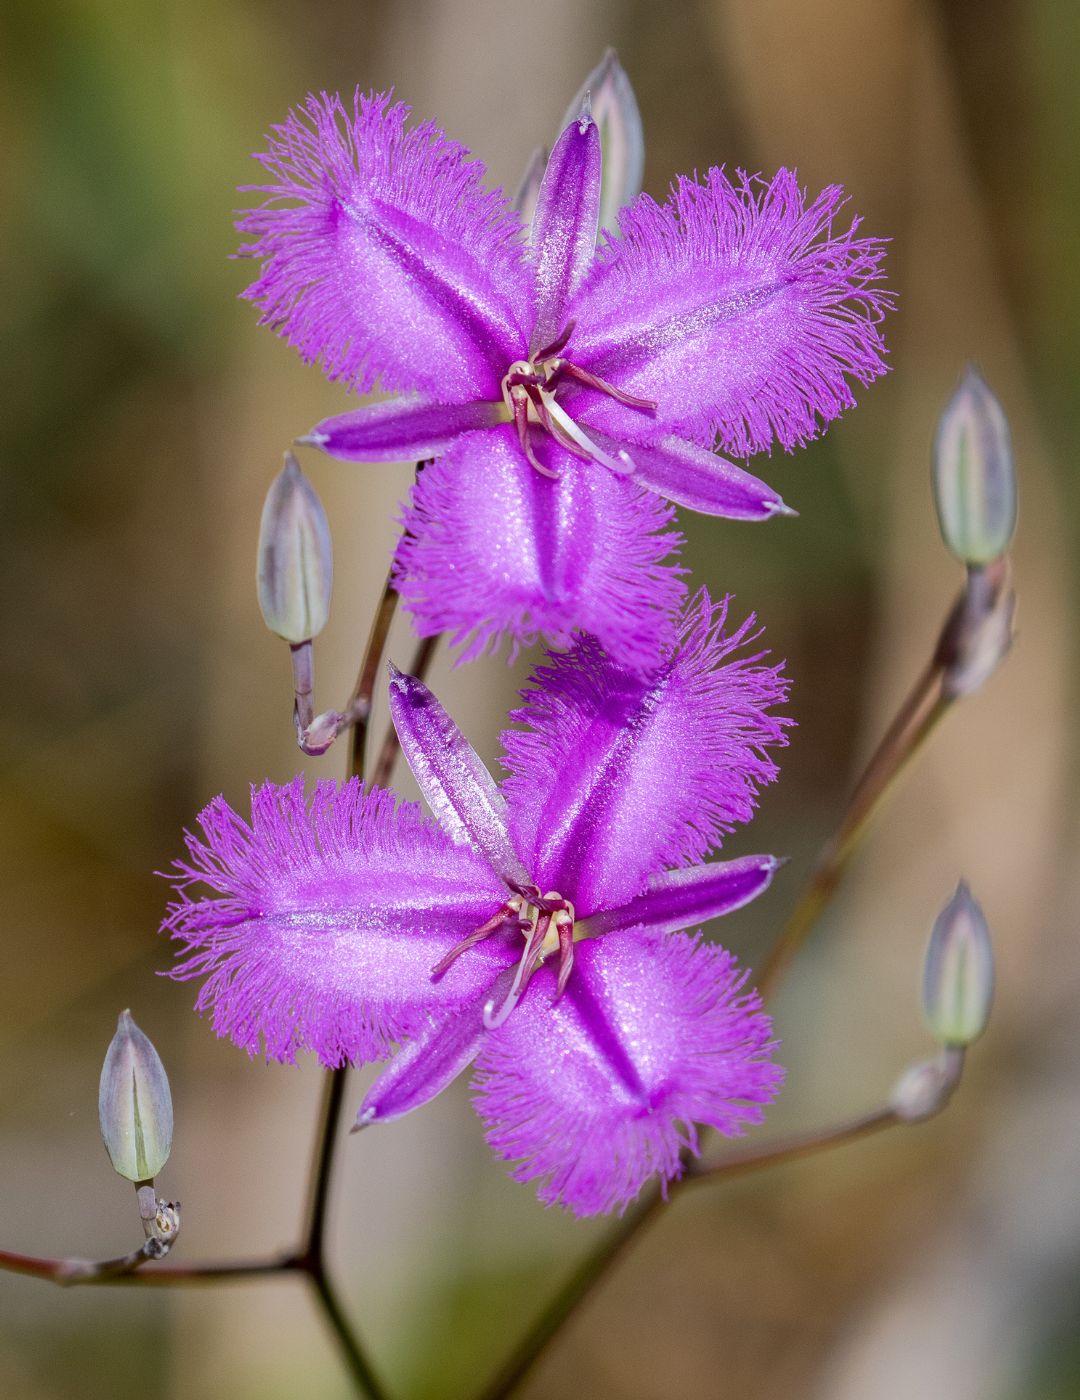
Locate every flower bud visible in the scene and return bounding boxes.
[257,452,333,644]
[932,367,1017,565]
[922,882,994,1046]
[559,48,644,236]
[99,1010,173,1183]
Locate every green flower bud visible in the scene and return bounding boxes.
[932,367,1017,565]
[99,1010,174,1183]
[922,882,995,1046]
[559,49,644,236]
[257,453,333,644]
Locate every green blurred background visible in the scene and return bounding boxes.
[2,1,1078,1396]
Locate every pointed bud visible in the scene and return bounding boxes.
[257,453,333,643]
[932,367,1017,565]
[922,882,995,1046]
[559,48,644,236]
[99,1011,174,1183]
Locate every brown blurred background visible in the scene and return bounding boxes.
[2,0,1078,1396]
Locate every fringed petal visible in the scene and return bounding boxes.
[162,778,510,1067]
[529,112,602,355]
[472,932,783,1216]
[566,168,891,454]
[501,589,791,915]
[388,664,527,885]
[237,91,530,402]
[393,423,685,671]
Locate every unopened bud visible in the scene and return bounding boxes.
[99,1011,173,1183]
[257,453,333,644]
[933,367,1017,565]
[922,882,994,1046]
[559,48,644,236]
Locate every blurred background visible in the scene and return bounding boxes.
[1,0,1077,1396]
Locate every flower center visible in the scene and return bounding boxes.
[430,885,579,1030]
[499,321,656,480]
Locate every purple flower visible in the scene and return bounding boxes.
[165,591,789,1213]
[238,87,890,667]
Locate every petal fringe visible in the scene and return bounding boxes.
[500,589,791,914]
[473,932,783,1216]
[163,778,509,1066]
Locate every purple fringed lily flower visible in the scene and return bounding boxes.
[238,81,890,667]
[165,591,789,1214]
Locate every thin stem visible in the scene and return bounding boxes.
[685,1107,897,1185]
[0,1242,159,1286]
[291,640,316,734]
[369,633,439,789]
[300,1061,350,1267]
[475,1190,667,1400]
[71,1256,297,1286]
[757,666,951,1002]
[478,1076,959,1400]
[343,575,399,781]
[308,1271,388,1400]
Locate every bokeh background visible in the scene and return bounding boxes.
[2,1,1078,1396]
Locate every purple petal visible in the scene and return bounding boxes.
[305,398,505,463]
[577,854,782,939]
[163,778,510,1067]
[558,49,645,237]
[393,423,685,671]
[566,169,891,455]
[610,432,791,520]
[501,589,791,916]
[237,92,530,402]
[356,967,514,1126]
[472,932,783,1216]
[529,112,601,355]
[388,664,527,886]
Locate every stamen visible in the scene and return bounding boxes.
[483,912,551,1030]
[546,359,658,413]
[532,320,577,364]
[503,335,656,483]
[512,391,562,479]
[554,910,575,1000]
[431,902,522,977]
[541,394,637,476]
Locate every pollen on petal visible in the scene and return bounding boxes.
[472,931,783,1216]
